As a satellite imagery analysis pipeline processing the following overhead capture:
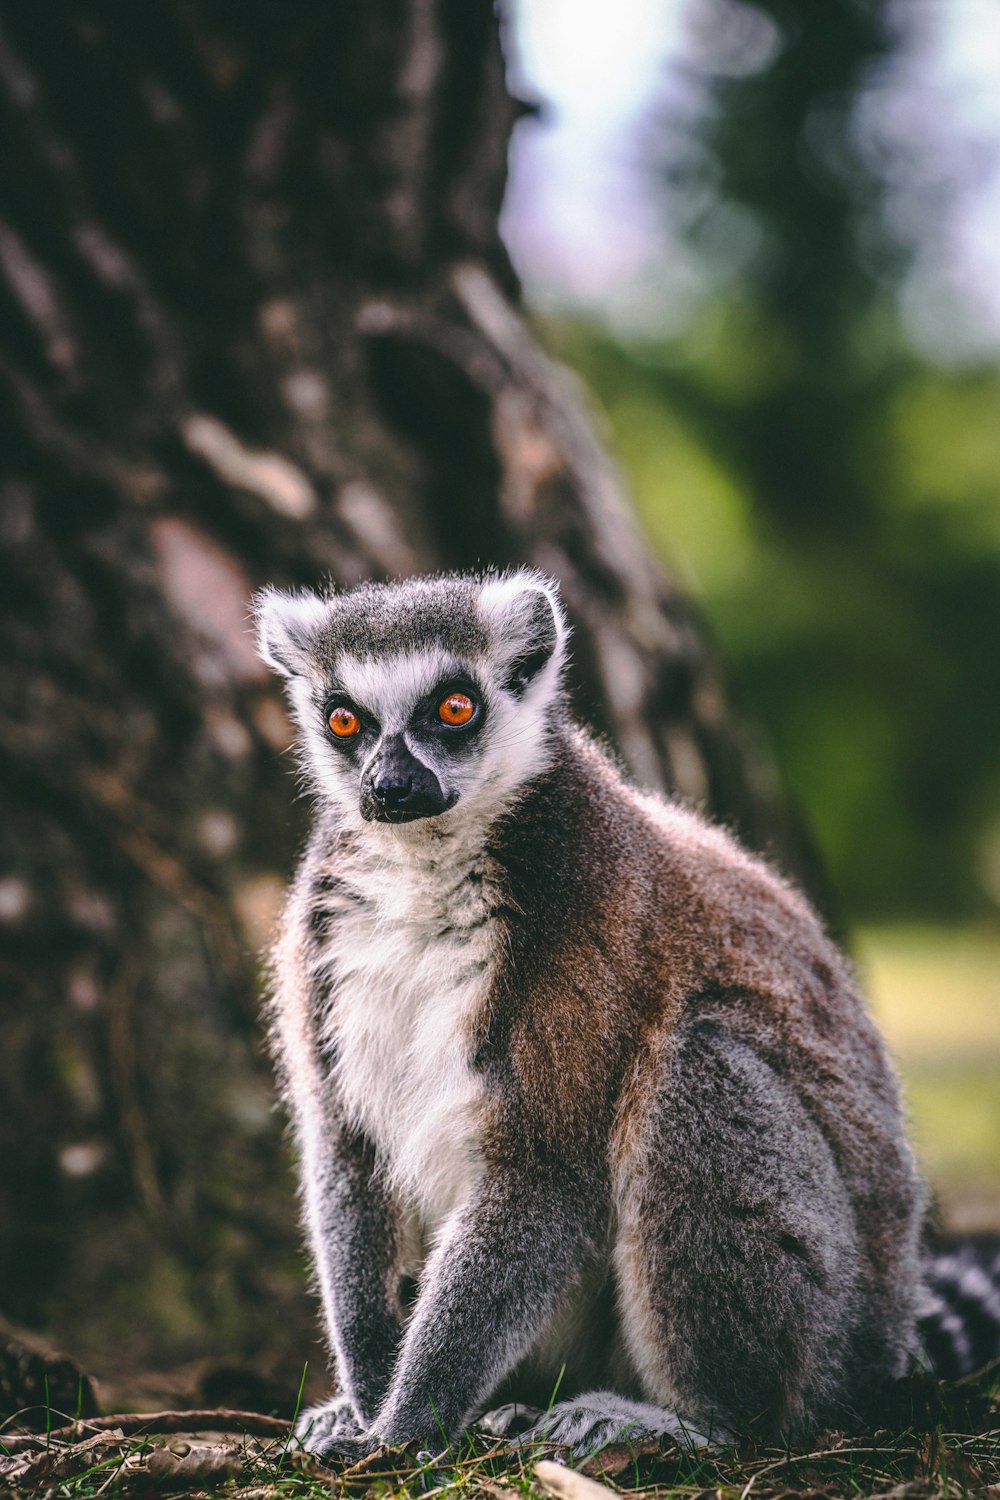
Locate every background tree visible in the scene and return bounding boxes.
[0,0,812,1405]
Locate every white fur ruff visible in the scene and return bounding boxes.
[312,831,497,1236]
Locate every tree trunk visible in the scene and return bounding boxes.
[0,0,813,1395]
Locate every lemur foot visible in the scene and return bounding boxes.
[486,1392,716,1458]
[293,1395,373,1460]
[479,1402,545,1437]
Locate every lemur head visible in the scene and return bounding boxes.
[254,571,569,833]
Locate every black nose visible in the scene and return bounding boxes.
[372,771,413,807]
[363,735,451,823]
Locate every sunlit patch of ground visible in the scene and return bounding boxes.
[858,925,1000,1232]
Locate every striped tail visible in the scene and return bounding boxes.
[918,1235,1000,1379]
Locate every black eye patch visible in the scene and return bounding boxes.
[321,690,379,751]
[410,677,487,749]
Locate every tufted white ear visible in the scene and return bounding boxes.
[478,570,569,695]
[253,586,330,678]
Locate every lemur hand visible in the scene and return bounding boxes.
[293,1395,374,1459]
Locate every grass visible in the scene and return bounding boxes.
[2,1367,998,1500]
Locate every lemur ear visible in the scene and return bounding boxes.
[253,586,329,678]
[479,572,569,696]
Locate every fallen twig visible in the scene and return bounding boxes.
[0,1407,289,1452]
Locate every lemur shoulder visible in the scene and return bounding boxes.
[254,570,997,1460]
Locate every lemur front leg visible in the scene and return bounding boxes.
[320,1163,602,1459]
[294,1116,404,1451]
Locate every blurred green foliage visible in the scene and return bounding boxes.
[858,925,1000,1226]
[541,0,1000,924]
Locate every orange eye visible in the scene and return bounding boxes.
[328,705,361,738]
[439,692,476,727]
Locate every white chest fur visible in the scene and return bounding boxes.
[316,841,495,1236]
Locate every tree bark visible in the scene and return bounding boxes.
[0,0,813,1393]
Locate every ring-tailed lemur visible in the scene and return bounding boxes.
[254,570,1000,1460]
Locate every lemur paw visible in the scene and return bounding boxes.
[479,1402,545,1437]
[293,1395,372,1458]
[505,1393,715,1458]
